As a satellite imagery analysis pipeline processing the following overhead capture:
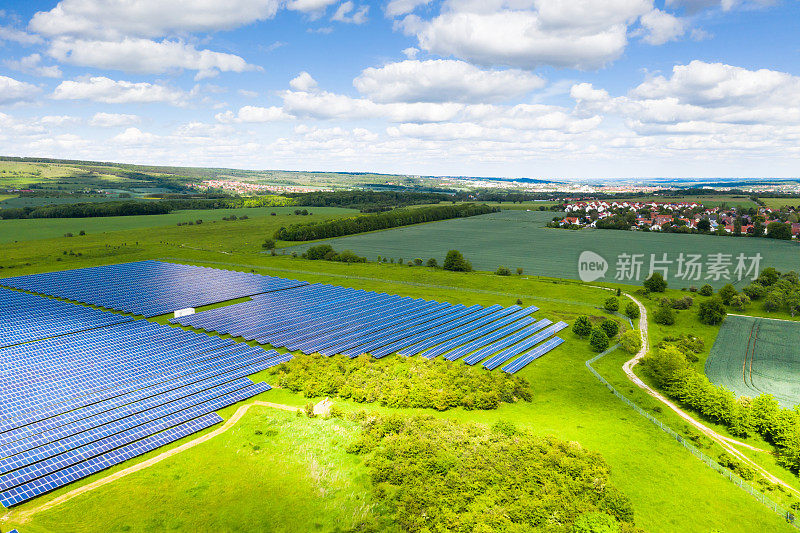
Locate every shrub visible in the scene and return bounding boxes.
[426,258,438,267]
[730,294,750,311]
[64,232,73,238]
[516,267,523,275]
[698,297,726,325]
[79,230,86,236]
[573,315,592,337]
[304,402,315,418]
[742,283,766,300]
[620,330,642,354]
[495,265,511,276]
[304,244,334,260]
[671,296,693,310]
[443,250,472,272]
[413,258,423,266]
[718,283,738,305]
[604,297,619,312]
[262,238,276,250]
[643,272,667,292]
[599,319,619,339]
[624,302,640,320]
[653,306,676,325]
[698,284,714,296]
[590,328,610,352]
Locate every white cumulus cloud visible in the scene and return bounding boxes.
[89,112,141,127]
[215,106,292,123]
[52,77,187,105]
[354,59,545,103]
[638,9,686,45]
[0,76,41,105]
[289,71,319,92]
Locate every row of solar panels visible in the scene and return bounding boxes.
[0,260,308,317]
[0,288,132,348]
[172,282,567,374]
[0,321,284,507]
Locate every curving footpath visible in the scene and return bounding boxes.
[622,292,798,494]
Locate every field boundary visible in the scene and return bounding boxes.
[586,346,798,528]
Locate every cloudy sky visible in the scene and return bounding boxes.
[0,0,799,179]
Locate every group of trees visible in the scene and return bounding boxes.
[284,190,451,211]
[573,313,621,352]
[274,203,498,241]
[741,267,800,316]
[268,353,531,411]
[342,412,637,532]
[301,244,367,263]
[642,343,800,474]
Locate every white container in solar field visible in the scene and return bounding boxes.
[174,307,195,318]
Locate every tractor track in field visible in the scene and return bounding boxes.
[622,293,800,496]
[3,401,301,525]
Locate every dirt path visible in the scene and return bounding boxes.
[4,401,301,525]
[622,292,799,494]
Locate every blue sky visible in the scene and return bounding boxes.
[0,0,799,179]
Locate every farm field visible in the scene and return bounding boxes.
[760,197,800,209]
[706,315,800,407]
[614,194,759,208]
[285,209,800,289]
[0,206,356,243]
[0,237,795,532]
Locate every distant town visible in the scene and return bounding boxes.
[550,200,800,239]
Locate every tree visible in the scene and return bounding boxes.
[572,316,592,337]
[718,283,738,305]
[443,250,472,272]
[262,238,276,250]
[730,294,750,311]
[696,218,711,232]
[653,306,676,325]
[604,297,619,312]
[620,330,642,354]
[766,221,792,240]
[413,258,423,266]
[590,328,610,352]
[742,283,766,300]
[698,284,714,296]
[599,319,619,338]
[698,297,726,325]
[495,266,511,276]
[643,272,667,292]
[624,302,640,319]
[758,267,780,286]
[516,267,523,275]
[426,258,438,267]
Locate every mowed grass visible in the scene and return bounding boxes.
[5,408,377,533]
[0,206,356,244]
[284,209,800,289]
[0,214,796,531]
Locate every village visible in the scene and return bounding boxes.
[550,200,800,239]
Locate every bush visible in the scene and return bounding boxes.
[620,330,642,354]
[730,294,750,311]
[698,297,726,325]
[413,258,423,266]
[426,258,438,267]
[443,249,472,272]
[304,244,334,260]
[573,315,593,337]
[590,328,610,352]
[742,283,766,300]
[262,238,276,250]
[698,284,714,296]
[653,306,676,325]
[718,283,738,305]
[643,272,667,292]
[599,319,619,339]
[624,302,640,320]
[604,297,619,312]
[516,267,523,275]
[495,265,511,276]
[79,230,86,236]
[671,296,693,310]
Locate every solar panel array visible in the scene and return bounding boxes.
[0,260,308,317]
[0,320,284,507]
[0,288,132,348]
[172,282,566,372]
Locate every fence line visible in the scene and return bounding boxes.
[585,345,798,528]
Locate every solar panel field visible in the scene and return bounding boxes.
[706,315,800,407]
[286,210,800,288]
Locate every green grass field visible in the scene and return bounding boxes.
[0,208,798,532]
[706,315,800,407]
[285,209,800,289]
[0,206,356,244]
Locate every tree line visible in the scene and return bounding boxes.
[268,353,531,411]
[284,190,451,210]
[274,203,498,241]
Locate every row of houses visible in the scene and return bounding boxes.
[557,201,800,237]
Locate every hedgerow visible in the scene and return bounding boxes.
[268,353,531,410]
